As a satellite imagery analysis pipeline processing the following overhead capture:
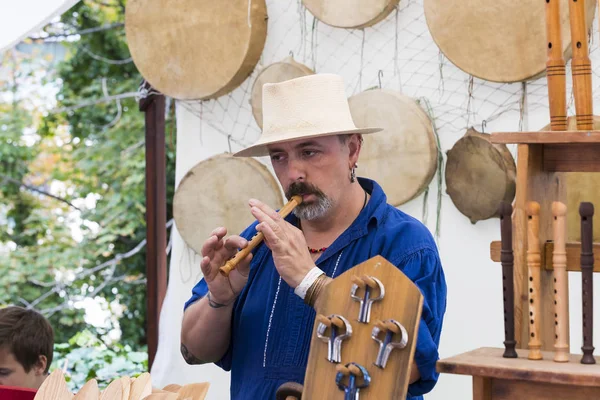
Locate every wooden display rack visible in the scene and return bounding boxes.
[434,0,600,396]
[435,131,600,399]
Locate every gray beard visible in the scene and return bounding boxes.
[293,195,333,221]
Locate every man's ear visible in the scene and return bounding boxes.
[33,355,48,375]
[347,134,362,164]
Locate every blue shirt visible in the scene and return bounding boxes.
[184,178,447,399]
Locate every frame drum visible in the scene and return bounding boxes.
[349,89,438,207]
[424,0,596,82]
[302,0,400,29]
[125,0,268,100]
[174,154,284,254]
[445,127,516,223]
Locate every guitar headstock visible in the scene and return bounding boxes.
[299,255,424,399]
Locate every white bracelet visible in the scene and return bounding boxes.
[294,267,325,300]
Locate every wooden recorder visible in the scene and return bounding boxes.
[526,201,543,360]
[219,195,302,277]
[552,201,570,363]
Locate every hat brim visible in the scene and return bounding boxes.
[233,126,383,157]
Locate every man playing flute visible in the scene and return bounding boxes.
[180,73,447,400]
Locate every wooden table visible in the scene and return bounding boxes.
[436,347,600,400]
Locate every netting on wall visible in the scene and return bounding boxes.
[176,0,600,235]
[152,1,600,392]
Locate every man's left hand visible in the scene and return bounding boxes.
[249,198,314,288]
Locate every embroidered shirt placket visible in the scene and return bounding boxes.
[262,251,344,368]
[263,276,282,368]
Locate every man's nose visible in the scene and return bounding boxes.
[287,158,306,182]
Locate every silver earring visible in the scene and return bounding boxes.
[350,166,356,183]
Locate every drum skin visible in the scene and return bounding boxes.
[173,153,284,254]
[125,0,268,99]
[424,0,596,82]
[348,89,438,207]
[445,127,516,223]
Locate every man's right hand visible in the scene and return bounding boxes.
[200,226,252,305]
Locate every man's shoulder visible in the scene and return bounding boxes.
[374,204,438,259]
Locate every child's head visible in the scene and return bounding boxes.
[0,306,54,389]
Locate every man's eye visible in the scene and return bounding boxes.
[303,150,318,157]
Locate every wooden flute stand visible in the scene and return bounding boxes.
[436,130,600,400]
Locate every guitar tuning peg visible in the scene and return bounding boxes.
[371,319,408,369]
[316,314,352,363]
[350,275,385,323]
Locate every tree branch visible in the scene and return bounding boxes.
[89,0,121,7]
[0,174,82,211]
[29,22,125,41]
[50,91,140,114]
[82,46,132,65]
[28,219,173,317]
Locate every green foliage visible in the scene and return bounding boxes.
[51,330,148,391]
[0,0,177,351]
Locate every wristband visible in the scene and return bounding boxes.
[294,267,325,300]
[206,291,234,308]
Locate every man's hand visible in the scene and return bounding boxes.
[199,226,252,305]
[249,198,314,288]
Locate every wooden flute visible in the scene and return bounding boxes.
[580,202,595,364]
[553,201,570,362]
[569,0,593,130]
[545,0,568,131]
[219,195,303,277]
[526,201,543,360]
[499,201,517,358]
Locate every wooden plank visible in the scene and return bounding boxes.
[491,378,600,400]
[490,241,600,272]
[140,86,167,370]
[543,143,600,172]
[473,377,492,400]
[491,130,600,144]
[436,347,600,387]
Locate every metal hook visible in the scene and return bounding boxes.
[289,50,294,58]
[378,70,384,89]
[481,120,487,133]
[227,135,232,153]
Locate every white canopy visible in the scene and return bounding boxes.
[0,0,80,53]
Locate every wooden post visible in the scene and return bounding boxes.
[139,82,167,369]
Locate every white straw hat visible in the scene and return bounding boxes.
[234,73,382,157]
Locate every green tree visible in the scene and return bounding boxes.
[1,0,176,349]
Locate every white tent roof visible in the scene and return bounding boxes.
[0,0,80,53]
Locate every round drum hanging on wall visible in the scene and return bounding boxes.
[445,127,516,224]
[348,89,438,207]
[173,153,284,255]
[251,56,315,129]
[302,0,400,29]
[423,0,596,82]
[125,0,268,100]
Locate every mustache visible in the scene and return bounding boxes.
[285,182,326,200]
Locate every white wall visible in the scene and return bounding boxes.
[151,1,600,398]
